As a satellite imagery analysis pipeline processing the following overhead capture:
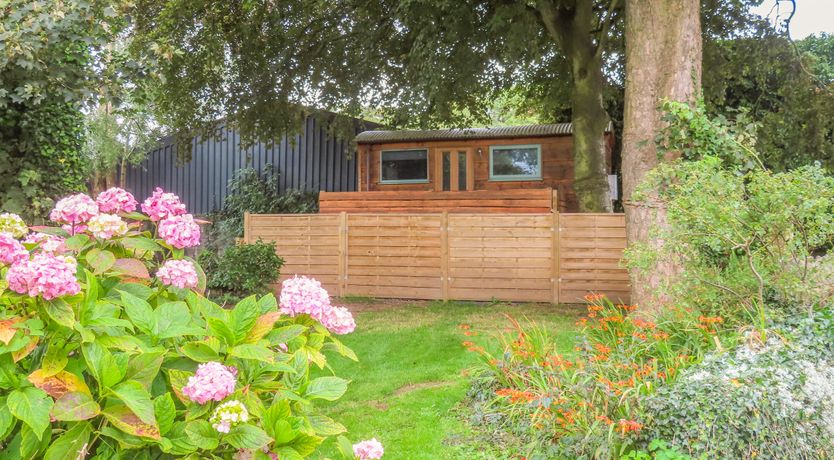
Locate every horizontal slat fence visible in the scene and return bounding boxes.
[244,212,630,304]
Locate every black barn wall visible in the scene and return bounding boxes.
[125,116,359,215]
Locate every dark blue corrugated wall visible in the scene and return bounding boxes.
[125,116,358,215]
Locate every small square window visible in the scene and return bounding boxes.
[489,145,542,181]
[380,149,429,183]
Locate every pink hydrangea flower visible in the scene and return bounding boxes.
[280,276,332,318]
[96,187,138,213]
[279,276,356,335]
[23,232,66,254]
[158,214,201,248]
[156,259,199,289]
[49,193,99,225]
[353,439,384,460]
[0,233,29,265]
[181,362,237,404]
[87,214,129,240]
[141,187,187,222]
[61,223,87,235]
[6,253,80,300]
[321,306,356,335]
[210,400,249,433]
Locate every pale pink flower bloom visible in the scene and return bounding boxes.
[87,214,129,240]
[96,187,138,213]
[321,306,356,335]
[49,193,99,225]
[141,187,187,222]
[23,232,66,254]
[0,233,28,265]
[279,276,356,335]
[182,362,237,404]
[156,260,199,289]
[61,223,87,235]
[279,276,332,319]
[158,214,201,248]
[6,253,80,300]
[353,438,384,460]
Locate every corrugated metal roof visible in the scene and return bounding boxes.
[355,122,612,144]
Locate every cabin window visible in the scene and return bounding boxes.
[379,149,430,183]
[489,145,542,181]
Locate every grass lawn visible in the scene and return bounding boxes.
[313,299,582,460]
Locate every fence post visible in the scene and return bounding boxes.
[243,212,251,244]
[338,212,347,297]
[552,211,561,305]
[440,211,449,302]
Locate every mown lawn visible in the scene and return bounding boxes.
[313,299,582,460]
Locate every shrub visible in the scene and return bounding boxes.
[632,102,834,324]
[212,166,319,239]
[200,240,285,304]
[641,310,834,459]
[0,188,377,459]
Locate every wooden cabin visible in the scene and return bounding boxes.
[319,123,614,213]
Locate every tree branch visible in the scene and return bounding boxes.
[594,0,619,59]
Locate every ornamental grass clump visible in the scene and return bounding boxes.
[0,188,382,459]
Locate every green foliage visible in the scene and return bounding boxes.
[0,206,358,459]
[622,439,695,460]
[703,32,834,172]
[634,104,834,323]
[200,241,285,304]
[209,166,318,242]
[0,1,124,220]
[641,311,834,459]
[797,32,834,85]
[84,102,163,189]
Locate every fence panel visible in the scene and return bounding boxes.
[345,214,443,299]
[558,213,630,303]
[245,214,342,294]
[244,211,630,303]
[447,214,555,302]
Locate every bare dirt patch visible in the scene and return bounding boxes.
[392,380,456,397]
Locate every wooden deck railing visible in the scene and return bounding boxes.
[318,189,559,214]
[243,211,629,304]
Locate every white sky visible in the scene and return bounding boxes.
[752,0,834,38]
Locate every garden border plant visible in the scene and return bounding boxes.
[0,187,383,459]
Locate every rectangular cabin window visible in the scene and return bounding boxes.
[489,145,542,181]
[379,149,430,184]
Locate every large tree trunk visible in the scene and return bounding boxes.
[537,0,612,212]
[570,47,612,212]
[622,0,702,308]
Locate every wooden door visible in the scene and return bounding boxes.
[434,148,475,191]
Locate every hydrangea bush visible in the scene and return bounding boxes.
[0,188,382,459]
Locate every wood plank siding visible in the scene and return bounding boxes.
[319,189,558,213]
[355,134,613,212]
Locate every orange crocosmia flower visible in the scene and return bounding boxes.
[632,332,648,340]
[593,343,612,354]
[462,341,474,347]
[631,318,656,329]
[617,419,643,435]
[652,331,670,340]
[458,324,471,330]
[463,330,478,336]
[584,293,605,302]
[596,415,613,425]
[617,304,638,312]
